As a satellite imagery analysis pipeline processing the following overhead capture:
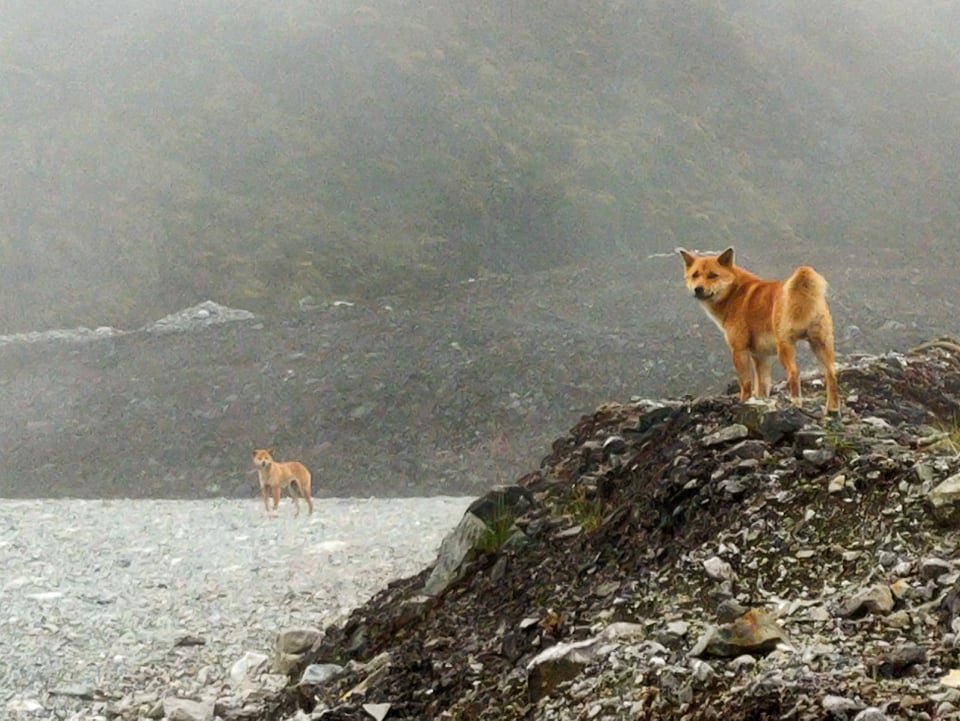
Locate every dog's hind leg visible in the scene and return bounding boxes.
[302,480,313,515]
[299,470,314,515]
[776,340,802,406]
[808,318,839,414]
[288,483,301,517]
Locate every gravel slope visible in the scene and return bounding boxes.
[0,496,472,720]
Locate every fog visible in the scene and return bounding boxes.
[1,0,959,331]
[6,7,960,717]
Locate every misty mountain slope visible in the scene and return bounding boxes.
[3,1,959,331]
[0,258,948,500]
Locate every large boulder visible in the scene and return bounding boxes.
[423,486,533,596]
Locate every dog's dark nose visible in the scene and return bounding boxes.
[694,286,707,299]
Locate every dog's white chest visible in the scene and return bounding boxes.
[699,304,726,334]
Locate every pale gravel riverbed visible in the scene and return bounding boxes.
[0,497,473,720]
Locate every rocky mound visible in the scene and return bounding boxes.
[261,340,960,720]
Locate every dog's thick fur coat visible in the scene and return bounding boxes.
[677,247,839,413]
[251,449,314,516]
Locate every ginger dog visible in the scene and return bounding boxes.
[676,247,839,413]
[251,449,314,516]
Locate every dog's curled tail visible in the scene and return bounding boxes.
[782,265,828,324]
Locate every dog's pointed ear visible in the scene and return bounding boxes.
[676,248,696,268]
[717,247,734,267]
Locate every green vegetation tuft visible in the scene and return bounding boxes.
[475,495,518,554]
[565,486,605,534]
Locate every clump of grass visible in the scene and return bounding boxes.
[822,426,857,456]
[926,414,960,455]
[475,494,518,554]
[946,428,960,455]
[946,412,960,452]
[565,486,604,533]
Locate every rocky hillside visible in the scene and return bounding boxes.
[0,257,949,501]
[259,341,960,720]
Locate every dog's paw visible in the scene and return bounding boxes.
[823,406,842,422]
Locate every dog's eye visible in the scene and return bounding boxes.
[707,272,718,279]
[691,271,700,279]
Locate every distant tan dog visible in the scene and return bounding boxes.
[251,449,313,516]
[677,247,839,413]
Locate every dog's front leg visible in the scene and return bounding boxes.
[752,354,773,398]
[730,348,753,401]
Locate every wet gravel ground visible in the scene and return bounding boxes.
[0,496,472,719]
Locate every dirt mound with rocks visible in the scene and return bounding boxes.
[263,341,960,720]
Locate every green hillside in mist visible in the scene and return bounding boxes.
[1,0,958,331]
